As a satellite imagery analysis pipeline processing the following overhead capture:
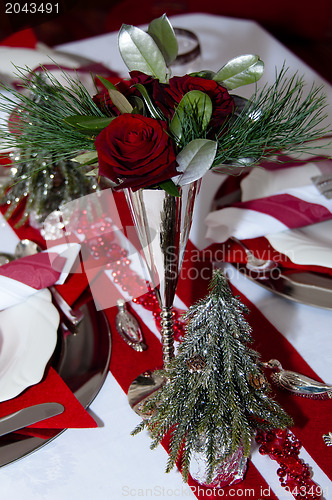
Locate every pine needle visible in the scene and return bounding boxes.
[0,67,104,166]
[213,67,331,168]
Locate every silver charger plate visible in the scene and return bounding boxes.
[0,300,111,467]
[234,263,332,310]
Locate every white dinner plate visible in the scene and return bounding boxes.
[0,289,59,402]
[267,218,332,269]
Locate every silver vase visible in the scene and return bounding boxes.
[189,431,248,487]
[125,181,200,414]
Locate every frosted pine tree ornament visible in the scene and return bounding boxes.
[132,270,293,486]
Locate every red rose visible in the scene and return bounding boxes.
[95,114,178,190]
[93,72,155,116]
[153,75,234,129]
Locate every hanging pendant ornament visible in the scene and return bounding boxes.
[115,299,147,352]
[322,432,332,447]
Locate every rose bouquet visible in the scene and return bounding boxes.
[0,14,330,198]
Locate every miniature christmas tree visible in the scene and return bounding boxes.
[132,270,293,483]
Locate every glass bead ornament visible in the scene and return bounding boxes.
[2,150,98,228]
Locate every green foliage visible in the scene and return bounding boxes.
[213,54,264,90]
[72,151,99,166]
[169,90,212,140]
[213,67,331,168]
[118,24,168,82]
[159,179,180,197]
[107,88,133,114]
[95,75,117,91]
[64,115,114,133]
[132,270,293,482]
[147,14,178,66]
[0,68,102,167]
[134,83,164,119]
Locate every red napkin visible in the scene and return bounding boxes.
[0,28,38,48]
[206,165,332,277]
[0,233,101,439]
[0,252,66,289]
[0,367,97,437]
[205,237,332,277]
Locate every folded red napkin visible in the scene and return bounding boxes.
[0,367,97,439]
[0,28,37,48]
[0,252,65,288]
[206,156,332,243]
[205,237,332,277]
[0,242,82,310]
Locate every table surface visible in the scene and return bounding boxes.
[0,13,331,500]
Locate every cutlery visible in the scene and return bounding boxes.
[115,299,147,352]
[0,253,14,266]
[14,239,84,329]
[235,263,332,310]
[0,403,64,437]
[231,237,278,274]
[311,173,332,199]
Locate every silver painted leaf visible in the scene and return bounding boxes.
[173,139,217,185]
[214,54,264,90]
[118,24,168,82]
[170,90,212,140]
[147,14,178,66]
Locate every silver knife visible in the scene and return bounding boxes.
[235,264,332,309]
[0,403,64,437]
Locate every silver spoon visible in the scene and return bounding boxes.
[0,253,14,266]
[14,239,40,259]
[14,239,84,329]
[231,237,278,275]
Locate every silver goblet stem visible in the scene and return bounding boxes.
[160,306,175,368]
[125,181,200,414]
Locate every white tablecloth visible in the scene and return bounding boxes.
[0,13,331,500]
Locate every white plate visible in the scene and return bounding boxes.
[267,219,332,269]
[0,289,59,402]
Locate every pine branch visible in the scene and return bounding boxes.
[213,67,331,168]
[0,68,103,167]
